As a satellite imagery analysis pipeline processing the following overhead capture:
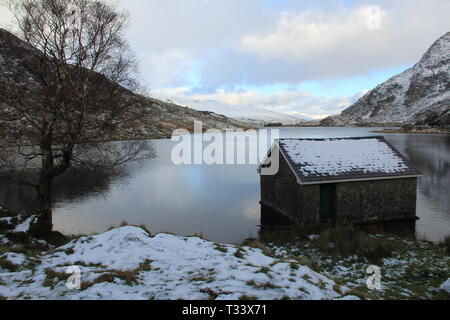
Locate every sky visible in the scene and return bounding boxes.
[1,0,449,120]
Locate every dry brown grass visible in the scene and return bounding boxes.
[314,225,397,262]
[0,257,19,272]
[43,269,71,287]
[81,270,140,290]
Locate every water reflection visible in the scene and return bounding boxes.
[0,128,448,243]
[260,203,417,241]
[384,134,450,241]
[0,167,130,212]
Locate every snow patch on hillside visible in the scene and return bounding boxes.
[157,97,306,126]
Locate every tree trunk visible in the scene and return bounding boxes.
[29,177,54,237]
[30,137,55,237]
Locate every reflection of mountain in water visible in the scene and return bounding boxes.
[385,135,450,218]
[0,168,130,212]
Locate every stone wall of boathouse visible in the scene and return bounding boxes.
[335,178,418,223]
[260,155,418,226]
[260,154,320,225]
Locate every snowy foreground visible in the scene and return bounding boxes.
[0,226,357,300]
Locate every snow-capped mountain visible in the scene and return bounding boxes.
[202,104,306,126]
[321,32,450,127]
[158,97,307,127]
[232,110,307,126]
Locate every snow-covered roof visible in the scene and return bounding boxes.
[267,137,421,185]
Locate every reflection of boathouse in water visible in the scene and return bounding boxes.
[258,137,422,226]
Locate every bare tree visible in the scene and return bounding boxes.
[0,0,154,237]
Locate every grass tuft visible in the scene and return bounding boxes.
[258,266,270,274]
[289,262,299,270]
[440,235,450,255]
[246,279,280,290]
[107,221,151,235]
[43,269,71,288]
[81,269,140,290]
[199,288,219,300]
[119,220,129,228]
[139,259,153,272]
[234,247,245,259]
[314,225,397,262]
[241,238,272,256]
[214,244,228,253]
[0,257,19,272]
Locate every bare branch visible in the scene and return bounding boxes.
[0,0,154,233]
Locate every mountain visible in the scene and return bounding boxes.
[158,97,308,127]
[188,102,307,126]
[0,29,251,141]
[232,111,307,127]
[321,32,450,127]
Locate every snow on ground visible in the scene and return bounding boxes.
[13,216,34,233]
[0,217,14,224]
[1,252,27,266]
[0,226,350,300]
[0,234,10,245]
[442,279,450,293]
[268,239,450,300]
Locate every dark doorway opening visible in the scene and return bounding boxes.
[320,184,336,220]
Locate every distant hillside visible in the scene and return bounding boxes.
[321,32,450,127]
[233,111,307,127]
[0,29,252,142]
[157,97,308,127]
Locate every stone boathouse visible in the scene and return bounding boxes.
[258,137,422,226]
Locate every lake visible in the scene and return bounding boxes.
[0,127,448,243]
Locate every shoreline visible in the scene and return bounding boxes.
[2,126,448,148]
[1,209,449,300]
[372,129,449,134]
[0,126,258,148]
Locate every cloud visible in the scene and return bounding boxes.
[234,1,450,83]
[3,0,449,119]
[121,0,274,52]
[152,87,353,120]
[116,0,276,88]
[3,0,450,89]
[240,5,389,62]
[116,0,450,88]
[137,48,197,87]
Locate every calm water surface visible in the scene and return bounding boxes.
[1,128,448,243]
